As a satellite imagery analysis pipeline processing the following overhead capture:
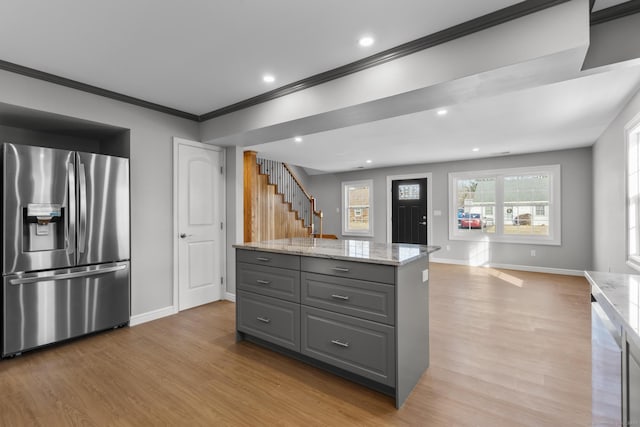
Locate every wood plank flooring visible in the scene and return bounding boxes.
[0,263,593,426]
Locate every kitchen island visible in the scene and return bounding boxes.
[233,238,440,408]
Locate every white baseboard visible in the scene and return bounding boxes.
[129,305,178,326]
[225,292,236,302]
[430,257,583,276]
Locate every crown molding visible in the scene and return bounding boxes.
[591,0,640,25]
[0,0,578,123]
[198,0,570,122]
[0,59,199,121]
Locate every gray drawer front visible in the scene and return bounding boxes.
[237,249,300,270]
[301,273,395,325]
[237,291,300,352]
[301,257,395,284]
[237,263,300,303]
[301,306,395,386]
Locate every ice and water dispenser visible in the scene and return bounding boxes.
[23,203,65,252]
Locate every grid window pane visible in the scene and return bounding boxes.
[455,177,495,234]
[503,174,550,236]
[398,184,420,200]
[342,180,373,235]
[347,185,369,230]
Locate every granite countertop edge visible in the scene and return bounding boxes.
[233,240,440,266]
[585,270,640,349]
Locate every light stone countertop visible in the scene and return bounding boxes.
[233,238,440,266]
[586,270,640,348]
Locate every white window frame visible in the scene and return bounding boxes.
[626,112,640,272]
[448,165,561,245]
[342,179,373,237]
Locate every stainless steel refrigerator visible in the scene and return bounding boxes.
[1,143,130,357]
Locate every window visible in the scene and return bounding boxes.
[398,184,420,200]
[342,180,373,236]
[449,165,561,245]
[627,114,640,270]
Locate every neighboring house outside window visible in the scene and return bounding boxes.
[342,180,373,237]
[449,165,561,245]
[627,113,640,271]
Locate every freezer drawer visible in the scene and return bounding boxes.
[2,262,130,357]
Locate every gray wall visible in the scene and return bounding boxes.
[593,86,640,273]
[308,147,593,271]
[0,70,200,317]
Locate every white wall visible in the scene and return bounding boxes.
[593,86,640,273]
[308,148,593,272]
[0,70,200,317]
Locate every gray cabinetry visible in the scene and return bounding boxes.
[301,306,395,386]
[236,247,431,408]
[237,249,300,270]
[236,250,301,352]
[301,272,395,325]
[237,291,300,351]
[301,257,395,284]
[238,262,300,302]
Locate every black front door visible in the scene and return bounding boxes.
[392,178,427,244]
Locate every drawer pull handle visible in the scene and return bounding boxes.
[256,280,271,285]
[332,267,350,272]
[256,257,271,262]
[331,339,350,348]
[331,294,350,301]
[256,317,271,324]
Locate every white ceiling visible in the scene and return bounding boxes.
[1,1,639,175]
[0,0,521,115]
[253,65,640,174]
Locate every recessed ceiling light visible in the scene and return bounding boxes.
[437,109,448,116]
[359,36,374,47]
[263,74,275,83]
[294,137,303,143]
[472,147,480,152]
[365,159,372,164]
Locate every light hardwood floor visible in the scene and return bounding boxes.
[0,263,592,426]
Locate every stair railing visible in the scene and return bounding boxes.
[255,156,323,236]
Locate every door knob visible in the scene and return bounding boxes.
[180,233,192,239]
[418,221,427,225]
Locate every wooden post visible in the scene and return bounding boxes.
[244,150,258,242]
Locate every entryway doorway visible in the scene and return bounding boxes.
[387,173,432,245]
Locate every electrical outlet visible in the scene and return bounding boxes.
[446,245,451,251]
[422,269,429,282]
[530,249,536,257]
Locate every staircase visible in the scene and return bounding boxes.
[243,151,323,242]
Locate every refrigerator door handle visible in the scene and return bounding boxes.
[78,162,87,254]
[9,264,127,285]
[67,161,76,255]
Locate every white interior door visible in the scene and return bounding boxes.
[175,138,225,311]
